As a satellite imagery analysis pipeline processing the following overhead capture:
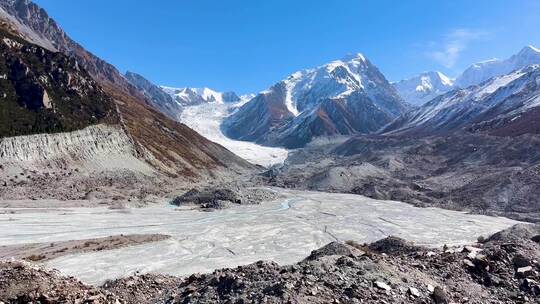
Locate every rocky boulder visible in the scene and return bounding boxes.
[171,186,278,210]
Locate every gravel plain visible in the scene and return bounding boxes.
[0,188,519,286]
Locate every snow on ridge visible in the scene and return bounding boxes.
[284,81,300,116]
[473,70,526,99]
[159,85,242,105]
[396,65,540,132]
[521,45,540,54]
[436,71,454,86]
[456,45,540,88]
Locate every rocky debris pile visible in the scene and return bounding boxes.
[158,225,540,303]
[0,261,120,303]
[102,274,183,304]
[171,186,278,210]
[305,241,365,260]
[1,224,539,303]
[461,224,540,300]
[366,236,424,255]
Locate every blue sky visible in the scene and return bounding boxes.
[34,0,540,94]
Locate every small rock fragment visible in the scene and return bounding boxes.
[432,286,449,304]
[375,281,391,291]
[408,287,420,297]
[517,266,534,278]
[463,259,475,268]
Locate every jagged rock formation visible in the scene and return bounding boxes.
[0,0,142,99]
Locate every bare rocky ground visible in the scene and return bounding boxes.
[0,234,170,262]
[0,164,189,203]
[0,162,252,208]
[1,224,539,304]
[261,133,540,223]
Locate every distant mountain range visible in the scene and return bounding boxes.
[384,64,540,137]
[160,86,243,106]
[394,46,540,106]
[117,37,540,151]
[455,45,540,88]
[222,54,408,148]
[2,0,540,174]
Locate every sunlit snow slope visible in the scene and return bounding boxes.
[179,102,288,167]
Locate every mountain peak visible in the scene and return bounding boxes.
[393,71,454,106]
[456,45,540,88]
[433,71,454,86]
[341,52,366,62]
[518,45,540,56]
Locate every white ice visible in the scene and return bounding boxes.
[0,189,519,286]
[179,102,288,167]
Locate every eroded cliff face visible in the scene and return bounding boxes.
[0,124,162,200]
[0,124,152,173]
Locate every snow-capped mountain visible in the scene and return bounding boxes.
[160,86,241,106]
[223,53,408,148]
[393,46,540,106]
[455,45,540,88]
[393,71,454,106]
[383,65,540,136]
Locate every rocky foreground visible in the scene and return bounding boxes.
[1,224,539,303]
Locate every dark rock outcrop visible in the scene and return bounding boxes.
[171,186,278,210]
[0,28,117,137]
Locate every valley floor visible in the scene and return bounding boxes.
[0,188,518,286]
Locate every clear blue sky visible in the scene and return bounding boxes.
[34,0,540,94]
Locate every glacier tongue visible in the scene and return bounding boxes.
[179,102,288,167]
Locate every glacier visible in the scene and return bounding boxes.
[179,101,288,167]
